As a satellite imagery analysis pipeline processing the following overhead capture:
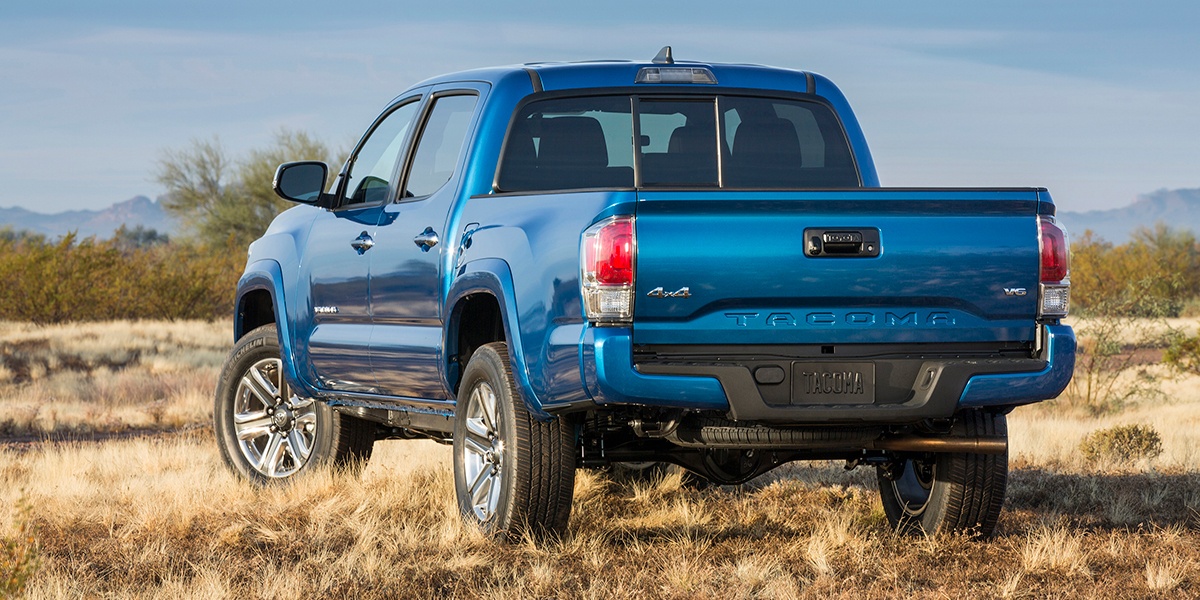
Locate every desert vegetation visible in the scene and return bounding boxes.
[0,233,242,323]
[1,221,1199,596]
[0,318,1197,598]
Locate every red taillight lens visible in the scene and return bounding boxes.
[1039,216,1069,283]
[586,218,634,285]
[581,216,635,324]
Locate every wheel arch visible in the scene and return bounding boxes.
[234,259,322,399]
[445,259,549,418]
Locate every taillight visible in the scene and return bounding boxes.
[1038,215,1070,318]
[1039,216,1069,282]
[581,216,635,324]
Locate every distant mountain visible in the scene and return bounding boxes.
[1060,188,1200,243]
[3,189,1199,245]
[0,196,178,240]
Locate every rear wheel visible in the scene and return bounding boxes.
[214,325,374,484]
[876,411,1008,537]
[453,343,576,539]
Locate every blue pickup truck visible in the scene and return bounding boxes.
[213,48,1075,539]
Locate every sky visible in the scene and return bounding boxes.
[2,1,1199,214]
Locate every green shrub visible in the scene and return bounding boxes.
[1,495,39,598]
[1070,224,1200,317]
[1164,331,1200,376]
[0,234,242,323]
[1079,424,1163,464]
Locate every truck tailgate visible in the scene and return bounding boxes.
[632,189,1045,346]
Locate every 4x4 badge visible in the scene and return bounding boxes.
[647,287,691,299]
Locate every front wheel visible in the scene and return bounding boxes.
[876,411,1008,537]
[214,325,374,484]
[453,342,576,539]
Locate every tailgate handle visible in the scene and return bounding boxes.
[804,228,880,258]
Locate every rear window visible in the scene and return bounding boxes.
[496,94,859,192]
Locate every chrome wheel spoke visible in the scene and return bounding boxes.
[234,409,269,425]
[465,420,491,450]
[258,432,286,477]
[236,415,274,441]
[469,464,492,502]
[243,366,280,408]
[289,396,315,410]
[288,430,312,462]
[294,412,317,430]
[477,385,498,435]
[485,466,502,517]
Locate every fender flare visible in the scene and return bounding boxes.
[235,259,323,399]
[445,258,550,419]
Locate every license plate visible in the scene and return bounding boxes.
[792,362,876,405]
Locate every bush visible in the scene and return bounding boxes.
[1070,224,1200,317]
[1164,331,1200,376]
[0,495,39,598]
[0,234,242,323]
[1060,289,1172,415]
[1079,424,1163,464]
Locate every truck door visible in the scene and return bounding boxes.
[369,88,483,399]
[303,96,423,392]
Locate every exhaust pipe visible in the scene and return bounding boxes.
[641,417,1007,454]
[869,435,1007,455]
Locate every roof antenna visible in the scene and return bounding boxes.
[652,46,674,65]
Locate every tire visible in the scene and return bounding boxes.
[876,411,1008,537]
[214,324,374,484]
[453,342,576,539]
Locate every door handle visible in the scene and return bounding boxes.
[803,228,880,258]
[413,227,439,252]
[350,231,375,255]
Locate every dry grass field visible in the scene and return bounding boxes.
[0,321,226,438]
[2,319,1199,598]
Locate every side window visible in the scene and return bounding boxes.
[341,100,421,207]
[402,94,479,199]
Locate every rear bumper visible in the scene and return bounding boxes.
[581,324,1075,423]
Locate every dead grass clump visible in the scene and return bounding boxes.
[1144,557,1188,592]
[1020,524,1091,576]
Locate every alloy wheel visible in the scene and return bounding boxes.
[232,358,318,478]
[459,381,505,523]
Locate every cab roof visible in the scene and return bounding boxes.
[409,48,818,95]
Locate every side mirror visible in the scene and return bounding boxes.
[273,161,332,206]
